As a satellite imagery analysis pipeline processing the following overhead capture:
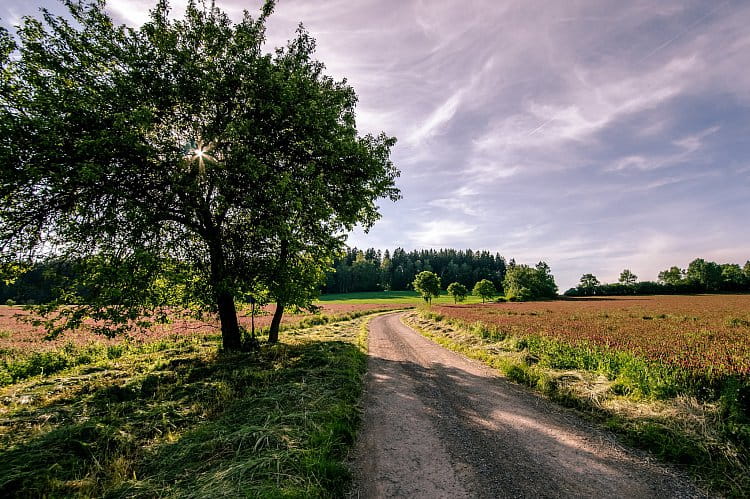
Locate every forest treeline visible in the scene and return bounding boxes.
[565,258,750,296]
[1,248,511,304]
[323,248,509,294]
[6,254,749,305]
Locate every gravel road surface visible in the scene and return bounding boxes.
[348,312,703,498]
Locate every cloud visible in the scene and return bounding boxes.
[412,220,477,247]
[408,88,464,145]
[609,125,720,171]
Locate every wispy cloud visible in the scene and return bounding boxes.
[408,88,464,145]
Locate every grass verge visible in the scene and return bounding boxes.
[404,310,749,497]
[0,315,375,497]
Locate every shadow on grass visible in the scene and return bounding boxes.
[0,339,366,498]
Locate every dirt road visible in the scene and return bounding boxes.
[348,313,703,498]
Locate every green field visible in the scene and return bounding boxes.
[317,290,489,305]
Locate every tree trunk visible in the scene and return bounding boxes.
[217,290,242,350]
[268,238,289,344]
[268,301,284,343]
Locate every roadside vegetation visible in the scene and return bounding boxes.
[405,295,750,496]
[0,314,377,497]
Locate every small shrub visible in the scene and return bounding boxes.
[300,315,330,328]
[470,321,489,338]
[5,299,16,306]
[514,338,528,351]
[726,317,750,328]
[107,344,126,359]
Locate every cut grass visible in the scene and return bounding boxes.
[317,290,490,305]
[0,315,375,497]
[404,310,750,497]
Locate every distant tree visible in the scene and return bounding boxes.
[379,253,393,291]
[533,262,559,298]
[744,261,750,284]
[503,266,531,301]
[503,262,557,301]
[618,269,638,286]
[413,271,441,305]
[447,282,468,303]
[657,266,685,285]
[579,273,600,291]
[472,279,496,303]
[720,263,745,291]
[686,258,722,292]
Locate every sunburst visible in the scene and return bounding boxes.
[185,139,216,175]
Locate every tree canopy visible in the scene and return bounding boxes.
[323,247,507,294]
[657,266,685,286]
[503,262,558,301]
[472,279,496,303]
[579,273,600,291]
[412,271,441,305]
[618,269,638,286]
[0,0,399,349]
[447,282,468,303]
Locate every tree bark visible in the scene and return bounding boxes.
[207,228,241,350]
[268,301,284,343]
[217,290,242,350]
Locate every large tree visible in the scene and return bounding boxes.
[0,0,399,349]
[446,281,468,303]
[657,266,685,285]
[686,258,722,292]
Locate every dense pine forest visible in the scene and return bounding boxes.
[323,248,508,294]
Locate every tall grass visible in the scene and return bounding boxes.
[0,338,202,386]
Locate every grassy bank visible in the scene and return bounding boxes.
[0,315,375,497]
[405,310,749,497]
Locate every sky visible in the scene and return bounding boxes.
[2,0,750,290]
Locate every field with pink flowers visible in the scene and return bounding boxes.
[0,303,406,355]
[433,295,750,377]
